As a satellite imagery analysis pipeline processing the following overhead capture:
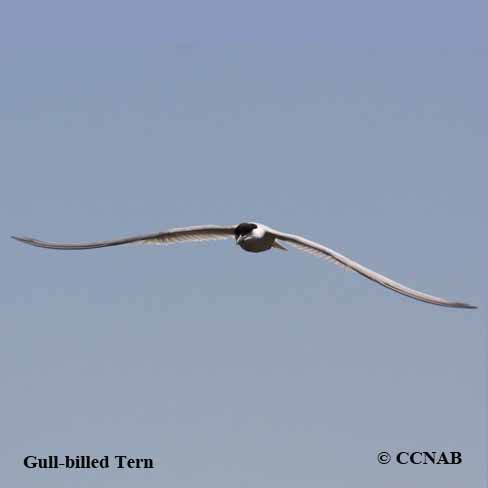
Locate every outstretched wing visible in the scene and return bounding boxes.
[12,225,236,250]
[267,228,476,309]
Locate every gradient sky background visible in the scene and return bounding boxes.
[2,1,487,487]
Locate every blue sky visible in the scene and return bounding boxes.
[1,1,486,487]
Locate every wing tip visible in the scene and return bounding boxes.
[453,302,477,310]
[12,235,32,245]
[12,235,53,249]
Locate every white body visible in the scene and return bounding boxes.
[237,223,275,252]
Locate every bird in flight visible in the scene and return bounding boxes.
[12,221,476,309]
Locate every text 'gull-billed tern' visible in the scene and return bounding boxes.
[12,221,477,309]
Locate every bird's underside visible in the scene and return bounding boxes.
[12,222,477,309]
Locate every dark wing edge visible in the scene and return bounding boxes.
[11,225,236,251]
[268,229,477,309]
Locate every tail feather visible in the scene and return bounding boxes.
[272,240,288,251]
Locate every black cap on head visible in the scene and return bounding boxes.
[234,222,257,237]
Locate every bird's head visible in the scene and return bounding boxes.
[234,222,257,245]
